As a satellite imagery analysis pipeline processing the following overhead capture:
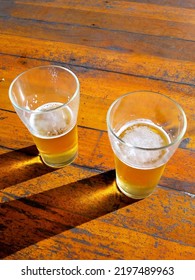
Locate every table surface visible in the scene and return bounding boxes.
[0,0,195,260]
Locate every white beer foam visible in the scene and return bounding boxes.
[30,102,73,138]
[122,125,164,149]
[117,120,170,166]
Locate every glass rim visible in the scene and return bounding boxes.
[8,65,80,113]
[106,90,187,151]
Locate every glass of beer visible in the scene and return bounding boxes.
[107,91,187,199]
[9,65,80,168]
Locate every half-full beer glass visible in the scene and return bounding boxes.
[107,91,187,199]
[9,65,80,168]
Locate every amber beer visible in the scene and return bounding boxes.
[30,103,78,167]
[114,120,170,199]
[107,91,187,199]
[9,65,80,168]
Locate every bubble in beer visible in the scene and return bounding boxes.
[122,124,164,148]
[30,102,72,137]
[117,120,170,166]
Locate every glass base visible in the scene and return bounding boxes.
[40,152,77,168]
[116,178,154,200]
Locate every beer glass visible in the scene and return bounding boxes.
[107,91,187,199]
[9,65,80,168]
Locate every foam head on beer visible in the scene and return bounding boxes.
[116,119,170,167]
[30,102,73,137]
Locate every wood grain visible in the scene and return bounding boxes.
[0,0,194,260]
[2,2,195,42]
[1,32,195,86]
[2,184,195,259]
[0,55,194,149]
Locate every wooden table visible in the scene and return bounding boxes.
[0,0,194,260]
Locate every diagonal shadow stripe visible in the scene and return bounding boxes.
[0,169,138,259]
[0,145,54,190]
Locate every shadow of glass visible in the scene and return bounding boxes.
[0,145,54,189]
[0,170,139,259]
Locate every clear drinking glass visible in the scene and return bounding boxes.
[9,65,80,168]
[107,91,187,199]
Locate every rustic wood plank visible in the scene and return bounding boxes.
[129,0,195,9]
[1,34,195,87]
[1,1,195,41]
[12,0,195,24]
[1,183,195,259]
[4,229,195,260]
[1,16,195,62]
[0,0,194,261]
